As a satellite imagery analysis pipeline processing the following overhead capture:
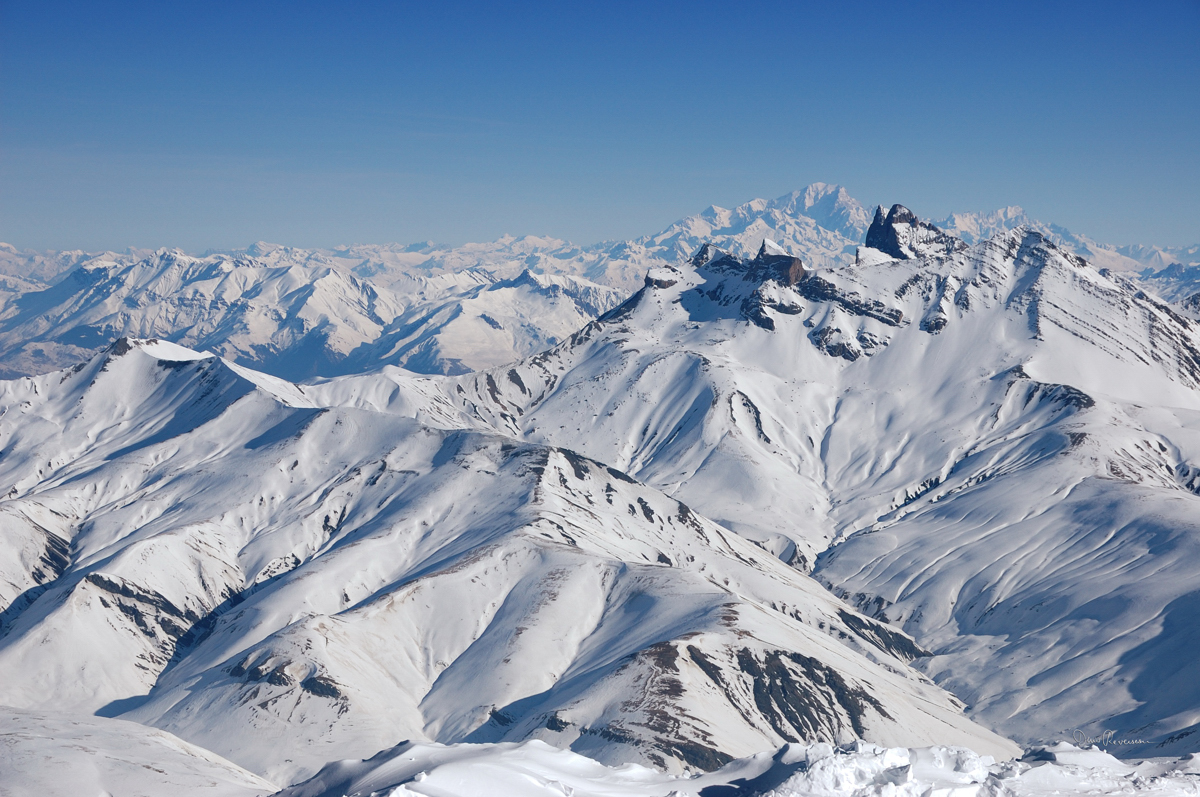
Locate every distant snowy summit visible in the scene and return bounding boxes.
[0,184,1197,383]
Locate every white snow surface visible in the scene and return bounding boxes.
[0,706,275,797]
[276,739,1200,797]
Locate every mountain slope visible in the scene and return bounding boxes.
[341,269,623,375]
[0,339,1014,785]
[935,208,1200,275]
[0,706,275,797]
[331,210,1200,755]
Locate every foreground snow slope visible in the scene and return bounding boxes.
[276,739,1200,797]
[320,216,1200,753]
[0,706,274,797]
[0,338,1012,785]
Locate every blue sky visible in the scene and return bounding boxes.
[2,1,1197,251]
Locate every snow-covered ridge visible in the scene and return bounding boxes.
[1,184,1197,383]
[0,337,1013,786]
[347,222,1200,756]
[0,248,623,380]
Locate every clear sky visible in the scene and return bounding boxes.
[2,0,1197,251]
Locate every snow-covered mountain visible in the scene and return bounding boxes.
[2,183,1196,385]
[0,185,870,383]
[307,207,1200,758]
[0,241,140,286]
[0,249,622,381]
[935,207,1200,275]
[630,184,868,273]
[0,338,1012,785]
[340,268,624,375]
[864,204,967,261]
[7,190,1200,794]
[254,183,869,294]
[0,250,406,381]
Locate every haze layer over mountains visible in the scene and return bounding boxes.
[3,185,1200,796]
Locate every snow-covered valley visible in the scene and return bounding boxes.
[3,188,1200,795]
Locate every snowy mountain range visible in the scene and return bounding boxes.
[1,184,1196,387]
[338,213,1200,761]
[5,189,1200,795]
[0,336,1013,787]
[0,250,623,381]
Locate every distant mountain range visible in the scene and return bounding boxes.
[1,184,1196,383]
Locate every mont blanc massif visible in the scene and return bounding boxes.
[4,185,1200,797]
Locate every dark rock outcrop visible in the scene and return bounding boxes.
[864,204,966,260]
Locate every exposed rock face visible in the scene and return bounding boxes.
[864,204,967,260]
[754,240,807,286]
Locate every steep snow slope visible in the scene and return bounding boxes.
[0,706,275,797]
[0,339,1013,785]
[330,211,1200,755]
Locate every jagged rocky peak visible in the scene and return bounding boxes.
[683,240,806,288]
[755,239,806,286]
[863,204,967,261]
[689,242,728,268]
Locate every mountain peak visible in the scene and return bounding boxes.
[689,242,727,268]
[758,238,791,258]
[105,336,213,363]
[863,204,966,260]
